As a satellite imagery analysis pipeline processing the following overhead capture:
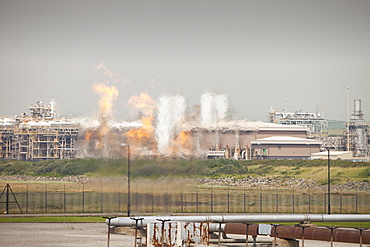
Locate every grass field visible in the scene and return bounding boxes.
[0,216,103,223]
[1,158,369,216]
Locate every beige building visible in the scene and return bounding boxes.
[310,150,354,160]
[251,136,322,160]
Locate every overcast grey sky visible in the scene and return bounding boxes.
[1,0,369,121]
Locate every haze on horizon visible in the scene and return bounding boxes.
[0,0,369,122]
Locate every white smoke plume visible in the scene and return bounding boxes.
[95,61,131,86]
[155,95,186,155]
[201,92,228,127]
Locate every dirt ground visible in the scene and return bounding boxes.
[0,223,130,247]
[0,223,360,247]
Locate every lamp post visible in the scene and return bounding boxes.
[347,87,350,151]
[327,148,331,215]
[127,145,131,217]
[121,143,131,217]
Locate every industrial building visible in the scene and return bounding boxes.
[322,99,370,158]
[269,106,328,140]
[1,98,368,161]
[251,136,321,160]
[344,99,369,157]
[269,99,370,160]
[0,102,79,161]
[311,150,354,160]
[0,101,324,161]
[197,123,316,160]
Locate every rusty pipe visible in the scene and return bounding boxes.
[224,223,370,244]
[108,214,370,227]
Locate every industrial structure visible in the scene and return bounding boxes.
[0,101,79,161]
[321,99,370,158]
[0,97,369,161]
[268,106,328,140]
[201,124,319,160]
[344,99,369,157]
[269,99,370,160]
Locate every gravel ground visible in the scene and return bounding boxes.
[0,223,360,247]
[0,223,132,247]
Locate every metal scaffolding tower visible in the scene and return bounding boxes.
[0,101,79,161]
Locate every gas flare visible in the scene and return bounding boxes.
[171,130,193,157]
[127,92,156,117]
[125,93,157,155]
[93,83,119,117]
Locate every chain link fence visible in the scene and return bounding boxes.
[1,178,369,214]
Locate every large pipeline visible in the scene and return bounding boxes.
[108,214,370,227]
[224,223,370,245]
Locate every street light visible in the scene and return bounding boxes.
[121,143,131,217]
[327,148,331,215]
[347,87,350,151]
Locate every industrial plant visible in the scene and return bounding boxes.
[0,101,78,161]
[0,95,369,161]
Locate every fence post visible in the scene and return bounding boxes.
[210,185,213,213]
[63,184,66,213]
[117,182,120,213]
[100,182,103,213]
[340,191,342,214]
[275,188,278,213]
[180,191,183,213]
[324,191,326,214]
[356,189,359,214]
[151,188,154,213]
[228,185,230,213]
[259,186,262,213]
[292,187,295,213]
[244,186,246,213]
[45,183,48,214]
[196,185,199,213]
[308,189,311,214]
[82,183,85,213]
[26,184,28,214]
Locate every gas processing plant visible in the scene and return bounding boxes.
[0,94,369,161]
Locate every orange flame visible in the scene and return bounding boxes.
[125,93,157,153]
[177,131,190,147]
[127,92,156,117]
[93,83,119,117]
[85,131,92,141]
[125,116,156,153]
[172,131,192,152]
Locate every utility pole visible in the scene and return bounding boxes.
[347,87,350,151]
[327,148,331,215]
[127,145,131,217]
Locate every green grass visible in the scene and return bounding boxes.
[0,158,369,184]
[0,216,104,223]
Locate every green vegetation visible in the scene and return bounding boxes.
[0,158,369,183]
[328,120,345,136]
[0,216,103,223]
